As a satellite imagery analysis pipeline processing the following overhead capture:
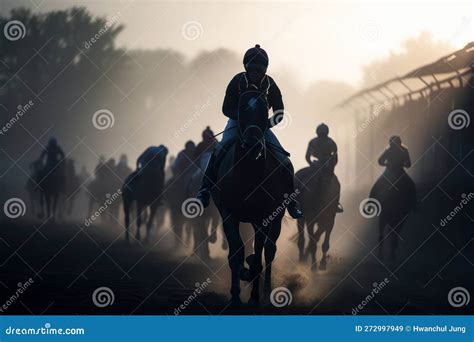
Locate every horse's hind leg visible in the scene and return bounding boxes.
[297,217,306,262]
[222,213,244,304]
[263,221,282,295]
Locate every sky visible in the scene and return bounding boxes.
[1,0,473,87]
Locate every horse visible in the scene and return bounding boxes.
[26,160,42,217]
[37,161,65,220]
[294,165,341,270]
[164,166,196,246]
[370,169,416,260]
[122,149,167,243]
[211,89,294,305]
[59,158,81,218]
[86,165,122,224]
[186,152,224,260]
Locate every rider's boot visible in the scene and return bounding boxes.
[196,153,217,208]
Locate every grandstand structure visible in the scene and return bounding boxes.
[337,42,474,192]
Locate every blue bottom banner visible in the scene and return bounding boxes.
[0,316,472,341]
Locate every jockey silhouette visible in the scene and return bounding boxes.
[196,44,302,218]
[194,126,217,162]
[171,141,196,177]
[306,123,343,212]
[306,123,338,174]
[40,137,65,171]
[375,135,417,209]
[378,136,411,174]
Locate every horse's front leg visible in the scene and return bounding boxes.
[38,192,45,218]
[263,220,282,295]
[248,224,265,305]
[319,221,334,271]
[222,212,243,305]
[146,202,159,243]
[296,217,306,262]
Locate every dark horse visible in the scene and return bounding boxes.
[122,148,167,243]
[295,166,341,270]
[369,169,416,260]
[37,162,64,220]
[211,90,293,305]
[187,152,224,259]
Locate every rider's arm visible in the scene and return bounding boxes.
[267,78,284,128]
[222,75,241,120]
[40,150,47,164]
[378,149,388,166]
[305,144,313,165]
[57,147,65,160]
[404,148,412,168]
[332,140,338,165]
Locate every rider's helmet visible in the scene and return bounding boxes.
[184,140,195,152]
[243,44,269,67]
[158,144,168,156]
[389,135,402,147]
[119,154,128,164]
[316,123,329,137]
[202,126,214,141]
[244,45,268,82]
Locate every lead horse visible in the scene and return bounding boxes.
[211,89,294,305]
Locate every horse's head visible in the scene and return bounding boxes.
[145,146,168,174]
[237,90,269,159]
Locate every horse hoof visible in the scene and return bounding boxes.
[311,263,317,271]
[248,297,260,307]
[245,254,255,267]
[319,262,327,271]
[230,296,242,307]
[240,267,253,282]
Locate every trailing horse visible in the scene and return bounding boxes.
[211,90,294,305]
[186,152,224,259]
[122,148,167,243]
[294,166,341,270]
[370,169,416,260]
